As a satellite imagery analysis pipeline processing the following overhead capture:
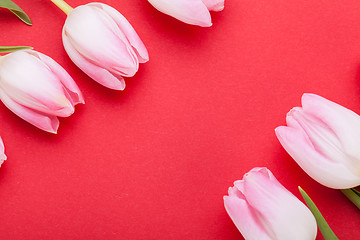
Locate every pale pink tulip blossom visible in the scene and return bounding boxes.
[0,137,6,166]
[62,3,149,90]
[224,167,317,240]
[0,50,84,134]
[276,93,360,189]
[147,0,224,27]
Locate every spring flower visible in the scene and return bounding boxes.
[61,2,149,90]
[0,50,84,134]
[0,137,6,166]
[275,93,360,189]
[147,0,224,27]
[224,167,317,240]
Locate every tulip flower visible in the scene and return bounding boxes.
[0,50,84,133]
[224,167,317,240]
[50,0,149,90]
[147,0,224,27]
[275,93,360,189]
[0,137,6,166]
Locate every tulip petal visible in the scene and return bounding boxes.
[148,0,212,27]
[36,52,84,105]
[0,137,7,166]
[0,89,59,134]
[0,51,74,117]
[94,3,149,63]
[63,5,139,77]
[287,107,344,163]
[240,168,317,240]
[224,195,272,240]
[63,35,126,90]
[301,93,360,160]
[201,0,224,11]
[275,125,360,188]
[224,168,317,240]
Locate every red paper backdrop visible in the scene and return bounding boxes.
[1,0,360,239]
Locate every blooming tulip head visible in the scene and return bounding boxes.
[275,93,360,189]
[224,167,317,240]
[0,137,6,166]
[62,3,149,90]
[147,0,224,27]
[0,50,84,134]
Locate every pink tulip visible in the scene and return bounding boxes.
[147,0,224,27]
[62,3,149,90]
[275,93,360,189]
[224,167,317,240]
[0,137,6,166]
[0,50,84,134]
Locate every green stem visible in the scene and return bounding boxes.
[299,187,339,240]
[351,188,360,197]
[0,46,32,53]
[50,0,73,15]
[341,188,360,210]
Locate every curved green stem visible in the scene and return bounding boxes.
[341,188,360,210]
[50,0,73,15]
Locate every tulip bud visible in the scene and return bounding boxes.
[224,167,317,240]
[62,3,149,90]
[147,0,224,27]
[0,137,6,166]
[0,50,84,134]
[275,93,360,189]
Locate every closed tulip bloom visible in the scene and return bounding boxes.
[148,0,224,27]
[224,167,317,240]
[0,50,84,134]
[62,3,149,90]
[0,137,6,166]
[275,94,360,189]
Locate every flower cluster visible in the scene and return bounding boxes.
[2,0,359,239]
[0,0,224,133]
[224,93,360,239]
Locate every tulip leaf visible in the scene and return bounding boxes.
[0,46,32,53]
[0,0,32,25]
[341,189,360,210]
[299,187,339,240]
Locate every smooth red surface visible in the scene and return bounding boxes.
[1,0,360,239]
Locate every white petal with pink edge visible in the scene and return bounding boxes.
[0,89,59,134]
[95,3,149,63]
[148,0,212,27]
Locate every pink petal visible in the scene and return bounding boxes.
[63,5,139,77]
[147,0,212,27]
[201,0,224,11]
[94,3,149,63]
[0,90,59,134]
[0,137,7,166]
[36,52,84,105]
[275,125,360,188]
[301,93,360,158]
[240,168,317,239]
[224,195,272,240]
[0,51,74,117]
[287,107,344,162]
[63,35,126,90]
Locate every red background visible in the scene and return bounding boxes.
[1,0,360,239]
